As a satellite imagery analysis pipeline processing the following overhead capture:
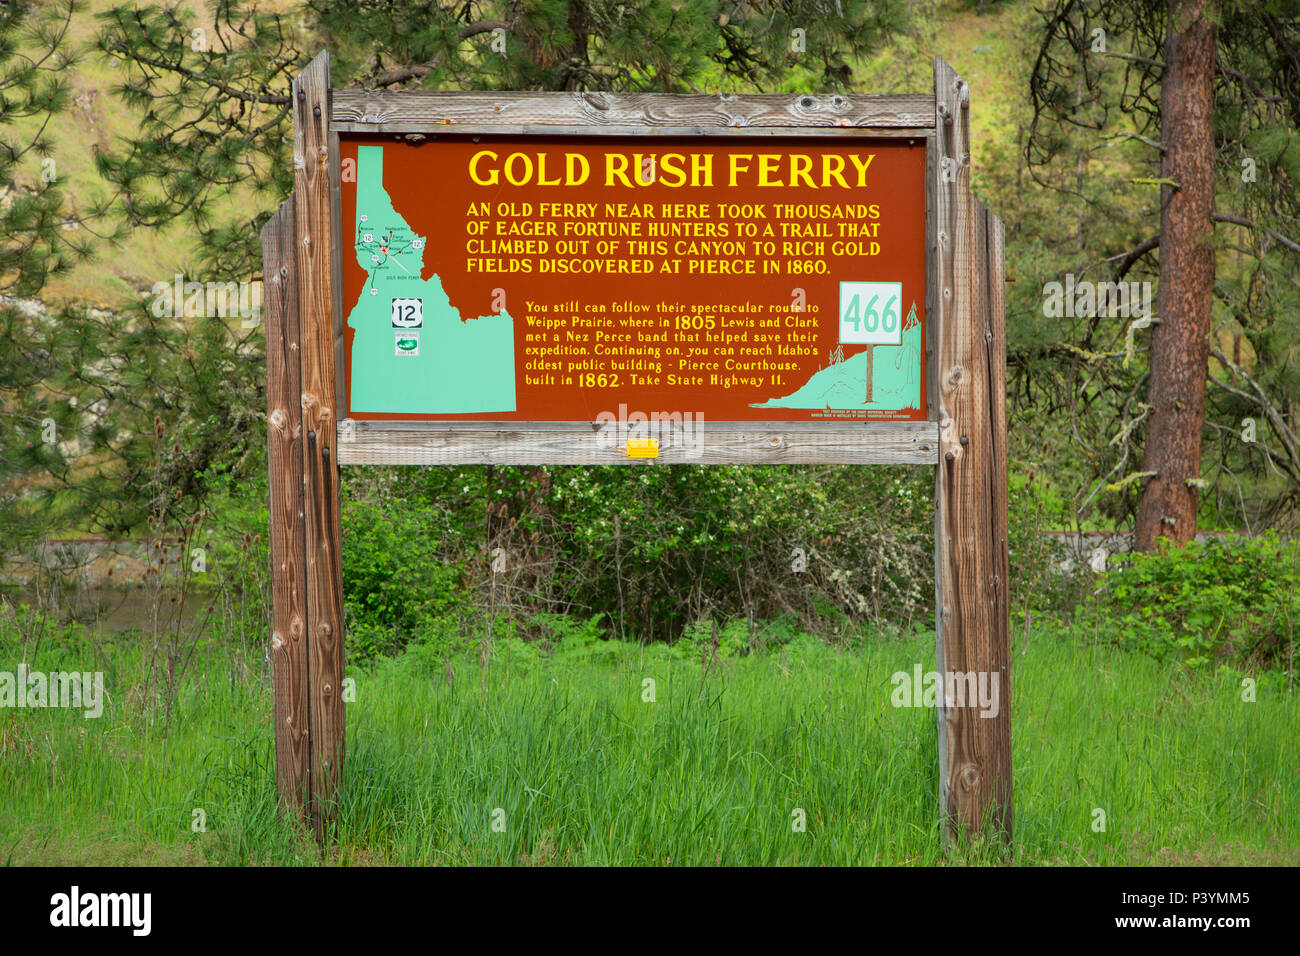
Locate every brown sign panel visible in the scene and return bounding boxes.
[339,135,926,423]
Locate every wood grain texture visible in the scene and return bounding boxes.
[981,202,1012,840]
[335,420,939,466]
[931,61,960,832]
[331,89,936,133]
[932,57,1011,847]
[262,198,311,821]
[293,50,346,843]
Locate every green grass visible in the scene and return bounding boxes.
[1,621,1296,866]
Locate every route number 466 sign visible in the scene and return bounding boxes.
[839,281,903,346]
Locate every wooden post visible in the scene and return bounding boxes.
[263,199,311,819]
[292,50,346,842]
[932,56,1012,846]
[865,345,874,405]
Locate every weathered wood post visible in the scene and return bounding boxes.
[931,56,1013,846]
[293,50,347,842]
[262,200,311,819]
[264,50,346,842]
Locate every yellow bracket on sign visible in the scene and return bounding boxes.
[626,438,659,459]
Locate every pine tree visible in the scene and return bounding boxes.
[0,0,105,548]
[1027,0,1300,540]
[310,0,907,94]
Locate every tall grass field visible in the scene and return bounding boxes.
[2,618,1295,866]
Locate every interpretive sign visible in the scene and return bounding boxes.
[266,52,1009,849]
[338,136,926,423]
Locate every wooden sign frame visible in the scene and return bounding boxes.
[263,51,1010,848]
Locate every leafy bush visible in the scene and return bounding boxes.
[1079,533,1299,674]
[674,617,754,660]
[341,498,464,661]
[544,463,934,641]
[386,461,939,643]
[531,612,605,647]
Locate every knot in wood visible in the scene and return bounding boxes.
[959,763,981,792]
[269,409,286,429]
[947,366,965,387]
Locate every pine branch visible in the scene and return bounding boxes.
[1209,345,1300,485]
[1211,211,1300,256]
[363,21,510,87]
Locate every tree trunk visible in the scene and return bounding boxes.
[1134,0,1217,552]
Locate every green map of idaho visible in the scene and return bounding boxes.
[347,145,515,414]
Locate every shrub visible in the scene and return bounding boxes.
[531,612,605,647]
[341,498,464,661]
[1080,533,1299,675]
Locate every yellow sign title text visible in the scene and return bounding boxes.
[467,150,877,189]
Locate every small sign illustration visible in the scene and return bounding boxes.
[394,331,420,356]
[391,297,423,328]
